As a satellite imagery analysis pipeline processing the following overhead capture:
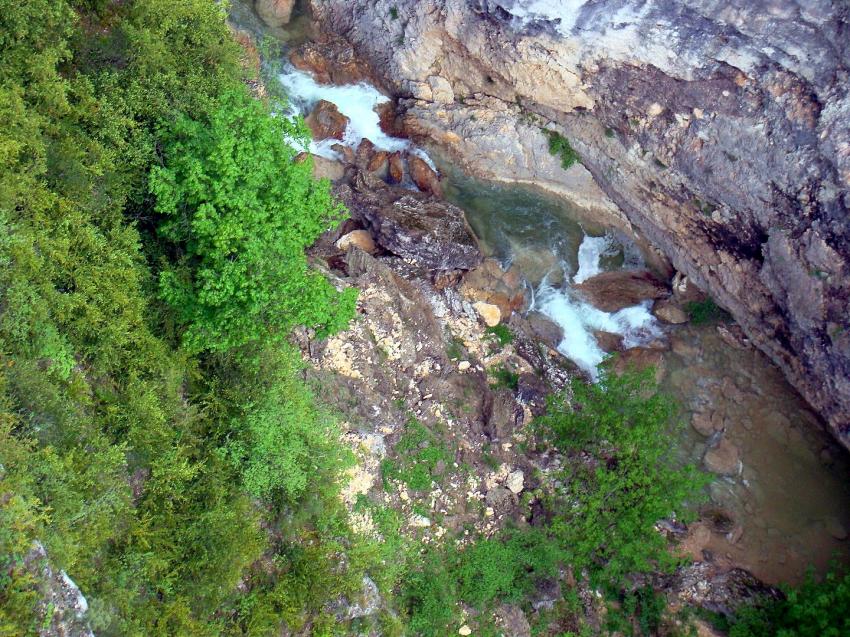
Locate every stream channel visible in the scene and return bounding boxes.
[231,0,850,588]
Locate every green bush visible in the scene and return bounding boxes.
[536,364,707,586]
[545,130,580,169]
[727,567,850,637]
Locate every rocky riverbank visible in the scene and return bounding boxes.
[296,0,850,451]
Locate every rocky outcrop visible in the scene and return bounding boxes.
[334,180,482,271]
[305,99,349,140]
[305,0,850,448]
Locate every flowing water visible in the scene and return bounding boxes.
[229,0,850,585]
[440,164,850,585]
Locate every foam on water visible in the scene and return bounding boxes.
[533,235,661,378]
[278,67,437,169]
[573,233,616,283]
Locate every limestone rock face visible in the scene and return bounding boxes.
[254,0,294,27]
[306,0,850,448]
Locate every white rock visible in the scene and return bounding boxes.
[459,626,472,636]
[473,301,501,327]
[458,360,471,371]
[506,469,524,494]
[409,514,431,527]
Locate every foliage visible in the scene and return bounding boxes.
[382,417,453,491]
[536,364,707,586]
[486,323,514,346]
[0,1,367,634]
[727,567,850,637]
[685,298,728,325]
[545,130,580,170]
[150,88,356,353]
[489,364,520,391]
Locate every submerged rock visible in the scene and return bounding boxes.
[703,436,742,476]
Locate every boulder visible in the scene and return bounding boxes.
[574,269,669,312]
[305,100,349,141]
[593,330,624,352]
[408,155,442,196]
[388,151,405,183]
[703,437,742,476]
[460,258,528,319]
[255,0,295,27]
[367,150,389,180]
[506,469,524,494]
[289,35,370,85]
[331,143,355,164]
[473,301,501,327]
[336,229,376,254]
[653,298,689,324]
[335,184,481,271]
[311,154,345,181]
[527,312,563,349]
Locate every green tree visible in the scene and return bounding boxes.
[150,88,356,353]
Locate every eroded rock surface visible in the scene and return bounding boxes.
[305,0,850,447]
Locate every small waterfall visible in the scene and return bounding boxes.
[278,67,437,168]
[533,234,661,379]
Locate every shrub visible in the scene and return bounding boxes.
[150,88,356,353]
[545,130,580,169]
[536,364,706,586]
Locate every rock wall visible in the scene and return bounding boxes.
[305,0,850,447]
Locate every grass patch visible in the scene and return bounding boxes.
[381,417,453,491]
[485,324,514,347]
[489,364,520,391]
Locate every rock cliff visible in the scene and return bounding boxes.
[304,0,850,447]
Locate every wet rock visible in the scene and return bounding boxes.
[703,437,742,476]
[289,35,371,85]
[367,150,389,179]
[692,411,725,436]
[311,154,346,181]
[336,229,376,254]
[473,301,501,327]
[594,330,624,352]
[613,347,665,381]
[305,99,349,140]
[653,299,689,324]
[254,0,294,27]
[527,312,563,349]
[330,142,355,164]
[336,184,481,271]
[575,270,669,312]
[408,155,442,196]
[387,151,405,183]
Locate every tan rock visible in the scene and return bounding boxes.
[691,411,724,436]
[255,0,295,27]
[409,155,442,196]
[594,330,624,352]
[703,437,742,476]
[311,155,345,181]
[458,625,472,636]
[305,100,349,141]
[505,470,524,494]
[653,299,689,324]
[336,230,376,254]
[427,75,455,104]
[473,301,501,327]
